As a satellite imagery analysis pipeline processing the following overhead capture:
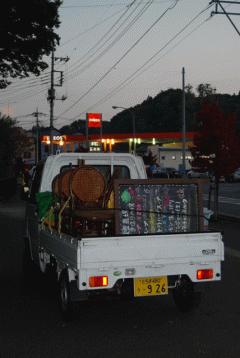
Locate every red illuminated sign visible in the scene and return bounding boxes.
[87,113,102,128]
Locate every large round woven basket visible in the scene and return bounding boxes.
[71,166,105,204]
[52,173,61,195]
[58,168,75,199]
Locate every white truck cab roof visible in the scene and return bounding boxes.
[40,152,147,192]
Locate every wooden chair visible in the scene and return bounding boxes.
[70,166,114,236]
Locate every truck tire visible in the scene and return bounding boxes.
[58,269,74,321]
[172,276,199,312]
[120,279,134,300]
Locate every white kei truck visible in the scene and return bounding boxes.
[23,152,224,320]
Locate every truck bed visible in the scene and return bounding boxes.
[40,228,224,290]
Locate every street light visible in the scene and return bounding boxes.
[112,105,136,153]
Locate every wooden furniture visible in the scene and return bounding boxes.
[70,166,114,236]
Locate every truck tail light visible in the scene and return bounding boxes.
[89,276,108,287]
[197,269,213,280]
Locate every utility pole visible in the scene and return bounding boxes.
[48,50,69,155]
[182,67,186,176]
[15,110,47,164]
[49,50,55,156]
[112,106,136,154]
[32,109,47,163]
[210,1,240,36]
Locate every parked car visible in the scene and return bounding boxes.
[165,167,182,178]
[151,167,169,178]
[231,168,240,182]
[151,167,180,179]
[187,170,209,179]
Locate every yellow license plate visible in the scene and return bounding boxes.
[134,276,168,297]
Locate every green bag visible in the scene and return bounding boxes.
[36,191,53,220]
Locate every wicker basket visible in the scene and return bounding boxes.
[71,166,105,205]
[58,168,75,199]
[52,174,61,195]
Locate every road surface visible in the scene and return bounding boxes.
[0,195,240,358]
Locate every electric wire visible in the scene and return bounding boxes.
[61,0,181,8]
[64,1,152,80]
[0,1,152,103]
[57,0,180,118]
[64,1,142,76]
[0,2,135,97]
[0,86,48,106]
[60,8,126,47]
[1,72,50,94]
[76,4,213,117]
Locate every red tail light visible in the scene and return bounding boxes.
[197,269,213,280]
[89,276,108,287]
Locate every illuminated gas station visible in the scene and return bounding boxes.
[40,131,195,154]
[40,112,195,161]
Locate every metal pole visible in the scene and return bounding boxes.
[100,114,103,151]
[86,113,89,150]
[112,105,136,153]
[36,108,39,163]
[182,67,186,175]
[131,110,136,154]
[49,50,55,155]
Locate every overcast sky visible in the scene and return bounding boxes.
[1,0,240,130]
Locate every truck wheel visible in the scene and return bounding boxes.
[58,269,74,321]
[120,279,134,300]
[172,276,199,312]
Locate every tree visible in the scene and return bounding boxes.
[190,102,240,217]
[196,83,216,98]
[0,115,32,178]
[0,0,62,88]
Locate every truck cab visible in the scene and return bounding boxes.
[24,153,147,262]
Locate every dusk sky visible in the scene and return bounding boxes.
[1,0,240,130]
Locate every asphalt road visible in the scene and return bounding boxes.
[203,182,240,220]
[1,195,240,358]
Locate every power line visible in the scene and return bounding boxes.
[60,8,126,47]
[65,1,154,81]
[210,0,240,36]
[61,1,176,8]
[65,1,141,77]
[4,5,133,96]
[65,4,213,120]
[0,1,159,101]
[58,0,179,118]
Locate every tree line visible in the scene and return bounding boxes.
[59,84,240,135]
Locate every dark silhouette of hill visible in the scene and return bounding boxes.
[59,86,240,135]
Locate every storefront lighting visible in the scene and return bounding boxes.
[152,138,156,145]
